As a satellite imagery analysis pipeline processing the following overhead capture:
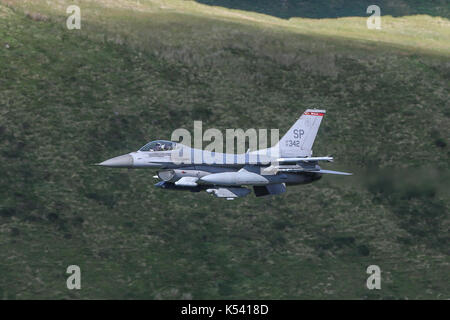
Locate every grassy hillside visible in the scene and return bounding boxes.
[0,0,449,299]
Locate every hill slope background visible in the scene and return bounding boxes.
[0,0,449,299]
[197,0,450,19]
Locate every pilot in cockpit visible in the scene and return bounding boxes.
[154,143,162,151]
[139,140,176,152]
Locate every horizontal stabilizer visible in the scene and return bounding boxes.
[317,169,352,175]
[277,157,333,162]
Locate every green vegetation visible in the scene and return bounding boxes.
[0,0,449,299]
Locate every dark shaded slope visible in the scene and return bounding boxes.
[196,0,450,19]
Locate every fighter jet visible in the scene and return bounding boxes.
[98,109,351,199]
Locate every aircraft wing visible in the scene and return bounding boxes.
[315,169,352,175]
[277,157,333,162]
[275,166,352,175]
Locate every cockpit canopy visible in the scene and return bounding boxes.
[139,140,176,152]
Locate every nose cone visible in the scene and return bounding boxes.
[98,154,133,168]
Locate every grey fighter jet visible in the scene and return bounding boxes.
[98,109,351,199]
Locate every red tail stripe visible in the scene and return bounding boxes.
[304,112,325,116]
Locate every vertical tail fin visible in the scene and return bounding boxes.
[275,109,326,157]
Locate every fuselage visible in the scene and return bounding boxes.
[97,109,351,199]
[99,146,322,187]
